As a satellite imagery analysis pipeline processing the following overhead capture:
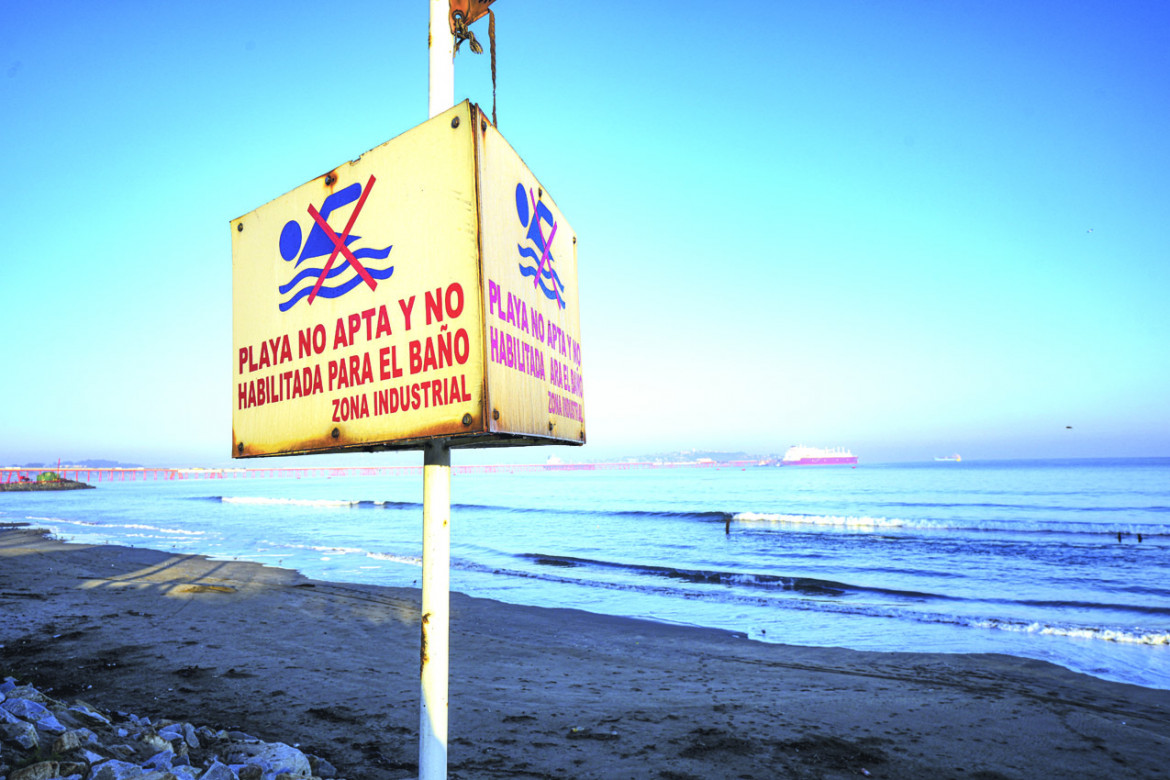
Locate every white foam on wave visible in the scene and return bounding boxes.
[258,540,369,556]
[27,517,205,536]
[26,515,72,524]
[971,619,1170,646]
[726,573,773,586]
[265,540,422,568]
[115,523,205,536]
[221,496,357,508]
[732,511,1169,537]
[366,552,422,566]
[735,512,910,530]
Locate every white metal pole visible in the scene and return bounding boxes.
[423,6,455,777]
[429,0,455,118]
[420,439,451,779]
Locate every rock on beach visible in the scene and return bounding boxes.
[0,677,341,780]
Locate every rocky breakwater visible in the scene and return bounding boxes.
[0,678,344,780]
[0,481,94,493]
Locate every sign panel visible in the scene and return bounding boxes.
[478,123,583,444]
[231,102,584,457]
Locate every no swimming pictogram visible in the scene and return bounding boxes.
[514,183,566,309]
[276,175,394,312]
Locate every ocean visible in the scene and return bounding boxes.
[3,457,1167,690]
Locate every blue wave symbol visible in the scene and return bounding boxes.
[517,245,566,308]
[278,249,393,312]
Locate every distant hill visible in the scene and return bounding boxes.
[22,459,143,468]
[635,450,765,464]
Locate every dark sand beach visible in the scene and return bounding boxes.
[2,526,1167,779]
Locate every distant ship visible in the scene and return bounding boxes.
[934,454,962,462]
[780,445,858,466]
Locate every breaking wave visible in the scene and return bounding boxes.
[733,511,1169,537]
[519,553,940,600]
[205,496,1168,537]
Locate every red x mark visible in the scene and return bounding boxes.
[529,188,562,306]
[306,175,378,305]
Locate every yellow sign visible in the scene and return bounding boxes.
[231,102,583,458]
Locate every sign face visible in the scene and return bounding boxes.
[231,102,583,457]
[478,124,583,443]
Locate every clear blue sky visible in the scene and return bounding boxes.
[3,1,1168,465]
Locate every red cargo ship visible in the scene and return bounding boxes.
[781,446,858,466]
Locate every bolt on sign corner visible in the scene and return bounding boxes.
[231,101,584,458]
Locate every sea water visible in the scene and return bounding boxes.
[3,458,1167,690]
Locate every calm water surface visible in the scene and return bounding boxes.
[4,458,1167,689]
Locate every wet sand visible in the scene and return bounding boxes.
[2,527,1167,779]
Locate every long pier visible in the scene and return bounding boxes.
[1,460,765,484]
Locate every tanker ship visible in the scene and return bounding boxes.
[780,445,858,466]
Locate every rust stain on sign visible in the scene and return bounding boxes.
[420,611,431,676]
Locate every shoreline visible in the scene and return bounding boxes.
[2,527,1168,779]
